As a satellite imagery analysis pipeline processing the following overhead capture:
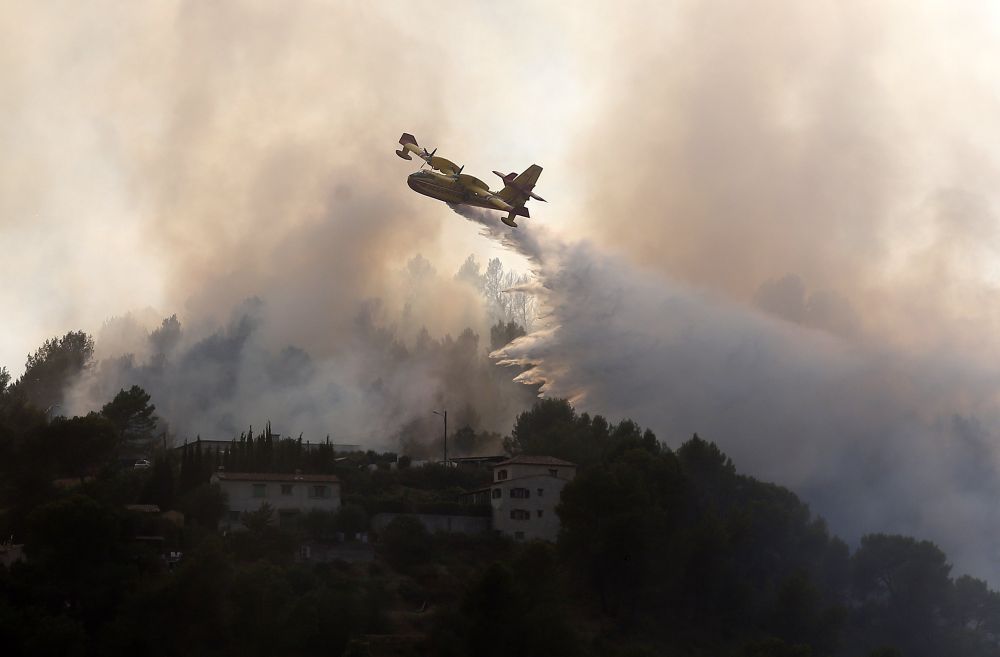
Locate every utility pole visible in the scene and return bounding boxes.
[433,409,447,465]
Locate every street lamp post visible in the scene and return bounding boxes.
[433,409,447,465]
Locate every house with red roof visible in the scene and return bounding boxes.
[211,470,341,529]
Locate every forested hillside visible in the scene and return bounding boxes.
[1,348,998,656]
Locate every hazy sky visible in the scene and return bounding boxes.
[0,1,586,373]
[6,1,1000,372]
[8,1,1000,581]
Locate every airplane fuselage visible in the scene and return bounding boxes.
[407,170,513,212]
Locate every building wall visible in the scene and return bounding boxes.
[213,476,341,529]
[490,474,571,541]
[493,463,576,484]
[370,512,491,536]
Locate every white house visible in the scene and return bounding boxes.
[211,471,341,529]
[489,455,576,541]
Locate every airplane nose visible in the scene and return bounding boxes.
[406,174,426,193]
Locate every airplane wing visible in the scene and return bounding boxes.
[395,133,463,176]
[458,174,489,191]
[494,164,545,207]
[427,155,463,176]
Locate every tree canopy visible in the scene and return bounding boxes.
[101,385,158,446]
[10,331,94,411]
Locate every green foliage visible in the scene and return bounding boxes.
[241,502,275,533]
[449,424,502,457]
[230,504,297,564]
[392,461,491,492]
[11,331,93,411]
[301,508,339,542]
[0,598,87,657]
[951,574,1000,634]
[852,534,952,606]
[866,649,903,657]
[380,515,432,570]
[557,432,853,652]
[849,533,955,656]
[285,585,358,656]
[336,503,369,537]
[26,494,121,573]
[177,438,221,494]
[559,446,684,619]
[431,546,583,657]
[676,432,736,484]
[100,385,158,446]
[139,455,175,510]
[766,571,846,651]
[505,398,659,467]
[740,637,813,657]
[42,413,119,479]
[2,395,1000,657]
[490,319,526,351]
[229,561,293,656]
[177,482,227,528]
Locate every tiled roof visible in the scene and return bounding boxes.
[125,504,161,513]
[213,471,340,483]
[494,455,577,468]
[492,473,573,485]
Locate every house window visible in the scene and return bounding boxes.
[228,510,240,521]
[514,531,525,540]
[309,485,330,499]
[497,469,508,481]
[537,488,544,497]
[537,509,544,518]
[252,484,267,498]
[491,488,501,499]
[548,468,558,477]
[281,484,293,495]
[509,509,530,520]
[510,487,530,499]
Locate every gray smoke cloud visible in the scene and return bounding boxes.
[9,2,544,448]
[439,201,1000,584]
[67,277,535,449]
[481,1,1000,585]
[9,0,1000,586]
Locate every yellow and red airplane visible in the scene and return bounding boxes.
[395,133,544,227]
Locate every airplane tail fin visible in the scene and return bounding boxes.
[494,164,543,207]
[396,133,418,160]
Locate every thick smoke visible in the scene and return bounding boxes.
[10,0,1000,587]
[573,1,1000,359]
[65,257,535,450]
[443,200,1000,584]
[0,2,572,374]
[474,1,1000,585]
[5,3,549,448]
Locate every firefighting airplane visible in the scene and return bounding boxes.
[395,133,544,227]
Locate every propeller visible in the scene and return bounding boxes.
[419,148,438,169]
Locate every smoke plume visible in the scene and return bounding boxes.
[444,201,1000,584]
[9,0,1000,586]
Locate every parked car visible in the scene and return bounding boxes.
[133,459,151,470]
